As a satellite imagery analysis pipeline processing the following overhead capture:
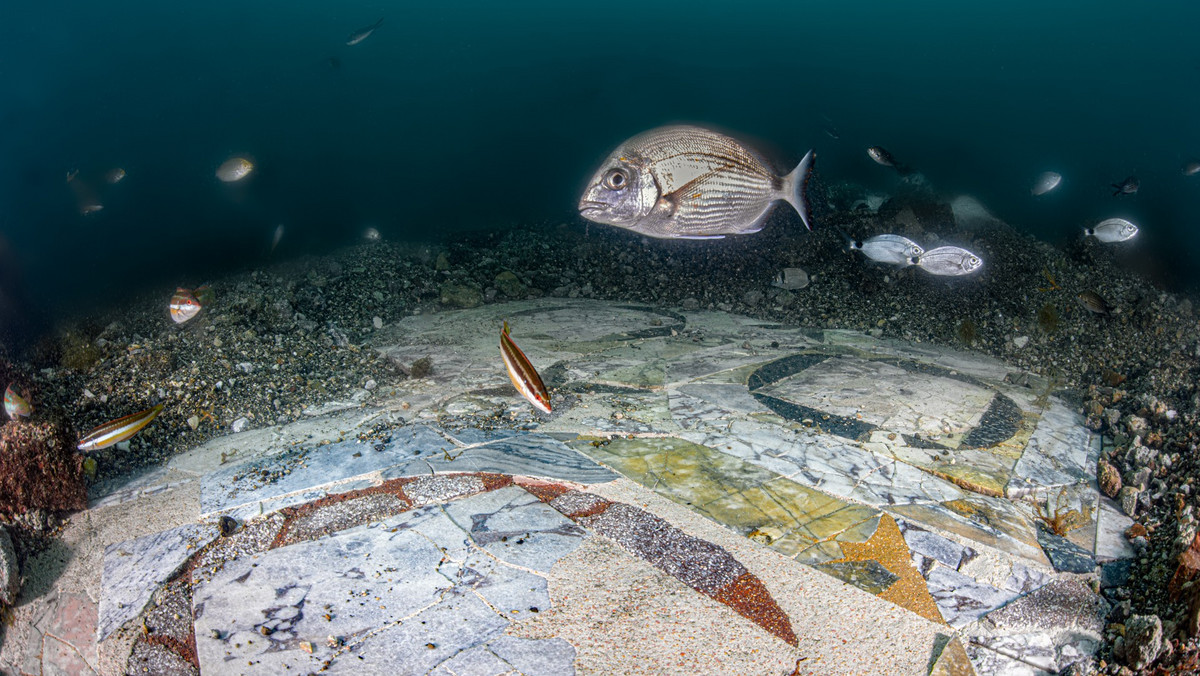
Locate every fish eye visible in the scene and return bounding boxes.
[603,169,628,191]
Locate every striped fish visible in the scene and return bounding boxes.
[579,125,814,239]
[1077,290,1111,315]
[4,385,31,420]
[170,287,202,324]
[77,404,164,452]
[499,321,551,414]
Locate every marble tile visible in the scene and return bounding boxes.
[668,384,773,426]
[880,440,1019,499]
[382,433,618,485]
[1006,402,1099,496]
[665,343,782,385]
[200,424,456,514]
[99,523,218,641]
[1002,562,1053,596]
[192,487,586,675]
[1035,527,1096,574]
[890,496,1048,567]
[924,564,1019,628]
[1095,497,1136,562]
[679,420,967,507]
[756,356,995,438]
[929,636,975,676]
[972,633,1058,672]
[967,639,1054,676]
[88,466,193,509]
[972,580,1109,674]
[897,519,977,571]
[487,635,577,676]
[427,642,513,676]
[817,560,899,594]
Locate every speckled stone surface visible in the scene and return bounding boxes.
[20,300,1128,676]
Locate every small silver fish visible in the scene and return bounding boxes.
[216,157,254,182]
[1182,160,1200,177]
[1031,171,1062,196]
[363,227,381,241]
[347,17,384,46]
[579,125,814,239]
[1111,175,1139,196]
[915,246,983,276]
[850,234,924,266]
[271,224,284,253]
[867,146,909,174]
[1077,290,1111,314]
[1085,218,1138,243]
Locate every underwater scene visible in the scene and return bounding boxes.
[2,2,1200,674]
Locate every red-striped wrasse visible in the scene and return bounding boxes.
[499,321,551,414]
[4,385,32,420]
[170,288,202,324]
[77,404,164,452]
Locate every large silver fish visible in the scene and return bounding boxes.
[578,125,814,239]
[1085,218,1138,243]
[915,246,983,276]
[1031,171,1062,196]
[347,18,384,46]
[850,234,924,265]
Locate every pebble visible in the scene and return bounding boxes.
[231,417,250,433]
[372,316,383,330]
[1013,335,1029,348]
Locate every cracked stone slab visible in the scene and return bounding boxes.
[191,486,586,674]
[1006,402,1100,496]
[99,523,219,641]
[970,579,1109,674]
[383,433,619,485]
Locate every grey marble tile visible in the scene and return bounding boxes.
[967,638,1055,676]
[1035,528,1096,574]
[487,635,577,676]
[1003,562,1053,595]
[380,434,618,484]
[1006,403,1098,495]
[973,632,1059,672]
[897,519,977,571]
[1095,497,1135,562]
[925,564,1019,628]
[192,487,587,675]
[200,424,456,514]
[428,643,513,676]
[99,523,218,641]
[669,384,773,426]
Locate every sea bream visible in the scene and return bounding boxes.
[1085,218,1138,243]
[216,157,254,182]
[867,146,910,174]
[849,234,924,266]
[578,125,814,239]
[346,18,384,46]
[1031,171,1062,196]
[914,246,983,276]
[1111,174,1139,196]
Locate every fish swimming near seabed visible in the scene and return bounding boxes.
[271,224,285,254]
[77,404,164,452]
[578,125,814,239]
[170,288,202,324]
[4,385,31,420]
[1084,218,1139,243]
[914,246,983,276]
[1077,290,1111,314]
[867,146,910,174]
[849,234,924,266]
[1111,175,1139,196]
[346,18,384,46]
[499,321,552,414]
[1031,171,1062,196]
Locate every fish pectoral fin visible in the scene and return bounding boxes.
[675,234,725,240]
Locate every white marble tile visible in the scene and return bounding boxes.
[925,564,1019,628]
[99,523,218,641]
[1007,403,1098,495]
[381,433,618,484]
[1095,497,1135,562]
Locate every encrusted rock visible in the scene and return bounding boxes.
[1168,532,1200,600]
[439,282,483,308]
[494,271,527,298]
[1098,459,1122,498]
[0,525,18,606]
[1118,485,1140,517]
[1122,614,1162,670]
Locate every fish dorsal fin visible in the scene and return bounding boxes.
[502,321,511,337]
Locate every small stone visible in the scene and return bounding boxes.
[300,641,314,654]
[372,316,383,330]
[364,379,377,391]
[1013,335,1030,348]
[435,252,450,270]
[1099,459,1122,498]
[218,516,238,537]
[1123,614,1162,670]
[410,357,433,379]
[0,526,19,607]
[82,457,97,478]
[1118,486,1140,517]
[231,417,250,433]
[439,282,482,308]
[187,416,200,430]
[681,297,700,311]
[213,337,223,348]
[494,270,527,298]
[743,290,763,306]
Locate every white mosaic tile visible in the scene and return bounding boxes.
[1007,402,1100,496]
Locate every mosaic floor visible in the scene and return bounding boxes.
[1,299,1129,675]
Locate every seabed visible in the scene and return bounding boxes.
[1,300,1126,675]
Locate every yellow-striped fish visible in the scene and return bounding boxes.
[77,404,164,452]
[4,385,32,420]
[499,321,551,414]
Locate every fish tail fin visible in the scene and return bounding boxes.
[502,320,510,336]
[1110,185,1121,196]
[781,150,815,231]
[374,17,385,28]
[1083,228,1094,237]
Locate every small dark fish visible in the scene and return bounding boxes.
[1077,290,1111,314]
[1111,175,1139,196]
[867,146,909,174]
[327,56,342,70]
[1182,160,1200,177]
[346,17,384,46]
[823,126,840,140]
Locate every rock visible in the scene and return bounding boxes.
[494,271,527,298]
[0,421,86,518]
[0,525,18,606]
[231,417,250,433]
[1168,531,1200,600]
[1118,486,1140,517]
[743,290,763,306]
[1123,614,1162,670]
[771,268,809,291]
[435,252,450,271]
[681,297,700,311]
[1101,559,1132,589]
[372,316,383,330]
[439,282,482,309]
[1013,335,1030,348]
[1098,459,1122,498]
[363,379,377,391]
[410,357,433,379]
[187,415,200,430]
[950,195,1006,231]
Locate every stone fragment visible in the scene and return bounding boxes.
[1012,335,1029,349]
[1098,459,1122,498]
[439,282,483,308]
[1122,614,1162,670]
[0,525,18,606]
[494,270,527,298]
[1118,485,1139,517]
[1168,531,1200,599]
